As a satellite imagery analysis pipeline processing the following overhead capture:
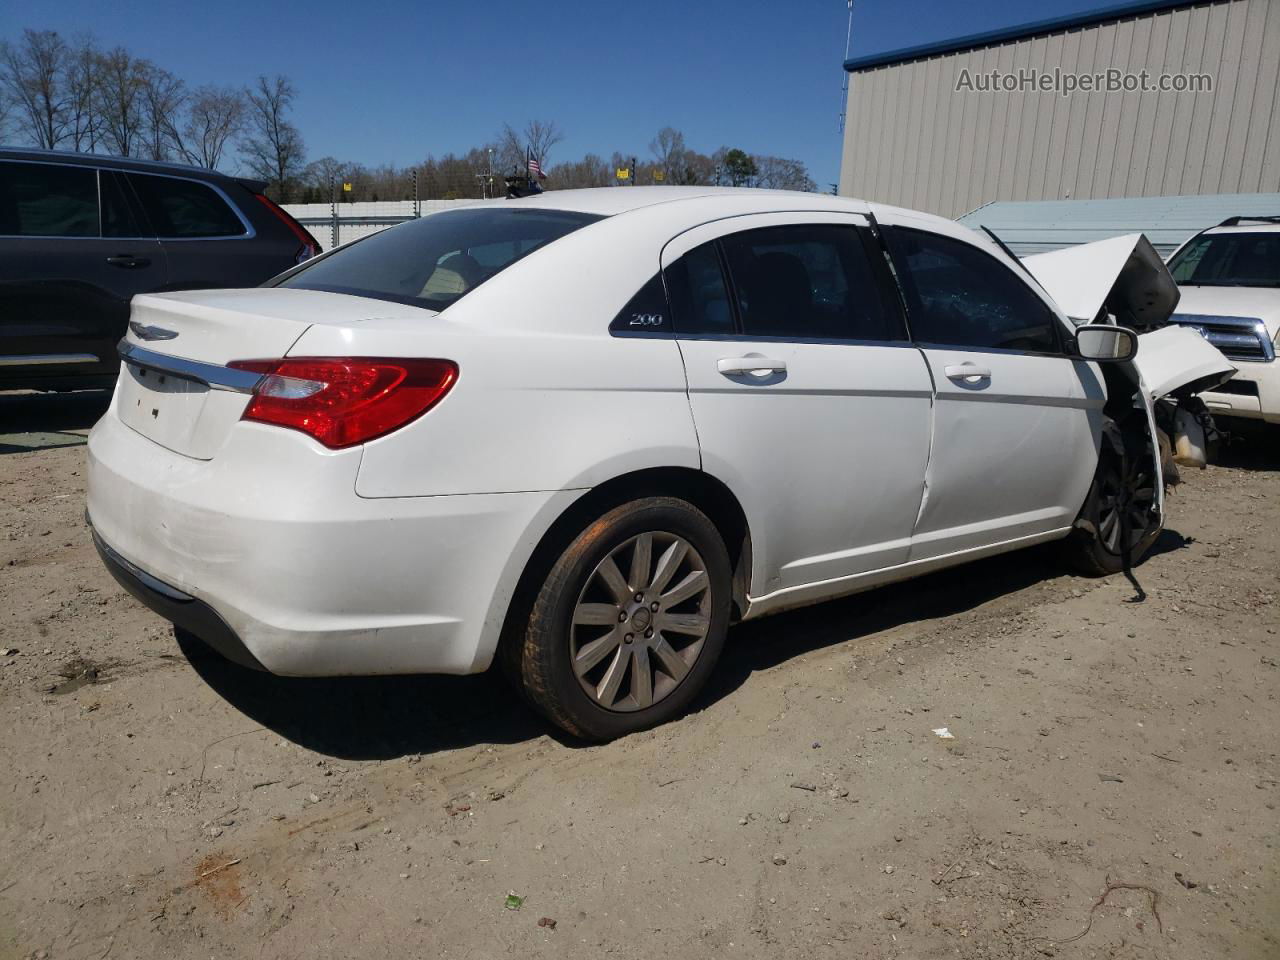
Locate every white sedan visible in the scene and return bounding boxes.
[87,187,1218,741]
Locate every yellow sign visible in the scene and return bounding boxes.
[616,168,630,180]
[653,171,665,182]
[342,182,352,192]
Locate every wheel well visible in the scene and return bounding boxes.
[498,468,752,668]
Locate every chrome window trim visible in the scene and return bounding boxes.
[0,157,253,241]
[118,169,256,240]
[117,340,263,393]
[0,353,100,367]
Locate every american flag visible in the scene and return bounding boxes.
[528,155,546,179]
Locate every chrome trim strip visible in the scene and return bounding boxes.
[90,527,194,603]
[0,353,100,366]
[117,340,263,393]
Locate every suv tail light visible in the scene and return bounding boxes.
[228,357,458,449]
[254,193,321,262]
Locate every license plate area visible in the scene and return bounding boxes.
[118,362,212,457]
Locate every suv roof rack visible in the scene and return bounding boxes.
[1218,215,1280,227]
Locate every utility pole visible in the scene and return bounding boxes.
[329,175,338,249]
[475,148,495,199]
[839,0,854,133]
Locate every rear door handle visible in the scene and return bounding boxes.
[944,363,991,382]
[106,255,151,269]
[717,356,787,377]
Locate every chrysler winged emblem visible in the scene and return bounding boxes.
[129,321,179,341]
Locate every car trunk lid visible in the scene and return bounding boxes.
[116,288,435,460]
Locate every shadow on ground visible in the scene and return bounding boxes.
[180,533,1183,761]
[1211,420,1279,472]
[0,390,111,454]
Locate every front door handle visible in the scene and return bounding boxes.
[718,356,787,377]
[944,363,991,382]
[106,255,151,269]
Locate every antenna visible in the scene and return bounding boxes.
[838,0,854,133]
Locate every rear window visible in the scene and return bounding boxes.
[1168,232,1280,288]
[126,173,246,238]
[276,207,602,311]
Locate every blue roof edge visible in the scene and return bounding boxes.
[844,0,1201,72]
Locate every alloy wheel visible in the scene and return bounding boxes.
[569,531,712,712]
[1097,454,1157,555]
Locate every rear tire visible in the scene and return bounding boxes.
[510,497,732,741]
[1062,416,1161,576]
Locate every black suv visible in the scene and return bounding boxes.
[0,148,320,391]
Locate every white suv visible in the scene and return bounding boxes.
[1166,217,1280,426]
[87,188,1220,740]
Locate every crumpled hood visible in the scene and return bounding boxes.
[1171,285,1280,342]
[1023,233,1180,330]
[1134,326,1236,400]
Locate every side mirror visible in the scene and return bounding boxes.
[1074,324,1138,362]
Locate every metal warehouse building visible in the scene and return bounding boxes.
[839,0,1280,218]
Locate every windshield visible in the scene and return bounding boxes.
[275,206,603,310]
[1168,232,1280,288]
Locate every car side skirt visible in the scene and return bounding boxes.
[742,526,1075,620]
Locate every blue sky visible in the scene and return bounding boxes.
[6,0,1111,188]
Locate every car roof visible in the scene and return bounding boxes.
[0,146,265,193]
[482,185,868,217]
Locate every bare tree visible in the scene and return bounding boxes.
[1,29,70,148]
[0,43,11,142]
[753,155,816,192]
[180,85,244,169]
[241,75,305,199]
[95,46,148,157]
[524,119,563,167]
[64,37,101,152]
[649,127,688,182]
[138,63,185,161]
[496,119,564,174]
[547,153,612,189]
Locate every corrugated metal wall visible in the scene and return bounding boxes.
[839,0,1280,217]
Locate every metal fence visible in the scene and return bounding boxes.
[281,199,487,251]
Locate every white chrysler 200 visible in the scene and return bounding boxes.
[87,188,1229,740]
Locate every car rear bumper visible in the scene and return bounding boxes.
[92,527,267,670]
[86,405,576,676]
[1196,359,1280,424]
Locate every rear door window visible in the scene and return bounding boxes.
[0,161,98,237]
[665,242,734,335]
[719,224,902,341]
[126,173,246,238]
[885,227,1061,353]
[277,207,602,311]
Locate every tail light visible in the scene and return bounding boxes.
[254,193,321,262]
[228,357,458,449]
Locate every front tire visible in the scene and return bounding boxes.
[511,497,732,741]
[1063,416,1161,576]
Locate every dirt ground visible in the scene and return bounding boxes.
[1,390,1277,960]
